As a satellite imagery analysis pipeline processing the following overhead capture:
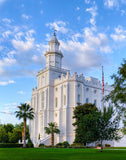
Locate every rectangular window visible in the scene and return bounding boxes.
[94,99,97,106]
[42,92,44,108]
[56,97,58,107]
[86,98,88,103]
[78,95,80,103]
[64,95,66,105]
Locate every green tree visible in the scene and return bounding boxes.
[3,124,14,133]
[0,126,8,143]
[106,59,126,107]
[106,59,126,135]
[45,122,60,146]
[96,107,121,152]
[8,128,22,143]
[0,124,14,143]
[15,122,30,140]
[73,103,98,145]
[15,103,34,148]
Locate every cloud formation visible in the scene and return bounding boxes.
[0,21,46,79]
[22,14,31,20]
[46,21,68,34]
[18,91,26,95]
[0,80,15,86]
[104,0,126,9]
[60,27,111,71]
[86,4,97,30]
[111,25,126,42]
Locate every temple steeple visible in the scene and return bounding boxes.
[45,31,63,68]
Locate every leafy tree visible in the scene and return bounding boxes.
[73,103,121,152]
[45,122,60,146]
[15,103,34,148]
[0,126,8,143]
[73,103,98,145]
[106,59,126,136]
[3,124,14,133]
[0,124,14,143]
[106,59,126,107]
[96,107,121,152]
[8,128,22,143]
[15,122,30,140]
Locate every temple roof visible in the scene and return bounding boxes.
[49,31,60,45]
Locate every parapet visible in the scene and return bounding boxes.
[54,71,85,85]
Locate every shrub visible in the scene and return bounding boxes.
[71,143,84,147]
[56,142,63,148]
[0,143,23,148]
[105,144,111,147]
[39,143,45,147]
[44,145,55,148]
[27,138,34,148]
[70,143,86,148]
[97,144,101,147]
[62,141,70,148]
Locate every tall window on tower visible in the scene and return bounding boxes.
[42,91,44,108]
[55,97,58,108]
[94,99,97,106]
[78,94,80,103]
[86,98,89,103]
[64,95,66,105]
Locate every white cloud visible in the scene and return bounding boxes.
[86,5,97,28]
[12,29,35,52]
[104,0,126,9]
[46,21,68,34]
[18,91,26,95]
[0,80,15,86]
[76,7,80,11]
[2,30,12,38]
[0,57,16,67]
[22,14,31,20]
[121,10,125,16]
[4,102,17,107]
[60,27,111,71]
[0,21,44,78]
[111,25,126,42]
[104,0,118,8]
[85,0,90,4]
[12,39,34,51]
[2,18,11,23]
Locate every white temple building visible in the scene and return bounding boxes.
[29,32,126,147]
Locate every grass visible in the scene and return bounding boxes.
[0,148,126,160]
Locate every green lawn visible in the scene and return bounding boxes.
[0,148,126,160]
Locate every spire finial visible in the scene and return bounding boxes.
[53,28,57,36]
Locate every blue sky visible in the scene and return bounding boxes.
[0,0,126,124]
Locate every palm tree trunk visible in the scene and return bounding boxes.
[100,140,103,152]
[23,118,27,148]
[51,133,54,146]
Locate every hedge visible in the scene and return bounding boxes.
[0,143,23,148]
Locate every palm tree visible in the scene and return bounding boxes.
[15,103,34,148]
[45,122,60,146]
